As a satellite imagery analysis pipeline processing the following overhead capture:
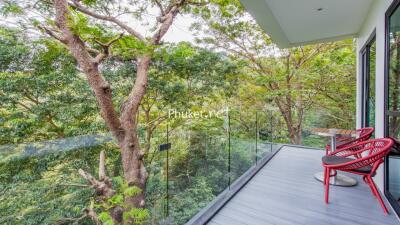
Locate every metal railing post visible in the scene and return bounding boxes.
[270,111,273,152]
[166,123,169,218]
[255,112,258,165]
[228,113,231,189]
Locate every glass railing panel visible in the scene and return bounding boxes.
[301,110,356,149]
[229,109,256,185]
[163,120,228,225]
[145,125,168,224]
[301,109,329,149]
[0,134,119,224]
[256,111,274,158]
[0,107,357,225]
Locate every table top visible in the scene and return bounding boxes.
[311,128,358,137]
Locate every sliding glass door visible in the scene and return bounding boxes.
[361,33,376,129]
[385,0,400,216]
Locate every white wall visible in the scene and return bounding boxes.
[356,0,393,191]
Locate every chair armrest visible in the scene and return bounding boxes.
[336,136,354,143]
[325,138,393,170]
[328,140,371,157]
[324,151,383,171]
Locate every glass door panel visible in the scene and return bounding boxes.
[361,35,376,130]
[386,0,400,216]
[369,41,376,129]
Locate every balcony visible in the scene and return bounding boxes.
[2,107,398,224]
[189,146,399,225]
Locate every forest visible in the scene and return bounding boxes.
[0,0,356,224]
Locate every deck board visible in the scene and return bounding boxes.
[208,146,400,225]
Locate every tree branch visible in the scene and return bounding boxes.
[15,101,34,113]
[153,0,165,16]
[187,0,209,6]
[93,33,124,64]
[78,168,115,198]
[98,150,106,180]
[37,24,67,44]
[54,0,123,140]
[59,183,91,188]
[68,0,144,40]
[152,0,188,44]
[120,55,151,148]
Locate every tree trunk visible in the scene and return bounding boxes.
[293,128,302,145]
[287,127,301,145]
[54,0,149,219]
[119,55,151,209]
[274,98,301,145]
[52,0,185,222]
[294,77,304,145]
[119,131,147,208]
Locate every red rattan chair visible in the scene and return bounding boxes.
[322,138,394,214]
[325,127,375,155]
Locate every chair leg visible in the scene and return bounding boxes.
[364,176,376,197]
[367,176,388,214]
[324,167,329,185]
[323,167,327,186]
[325,168,330,204]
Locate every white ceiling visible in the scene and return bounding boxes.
[240,0,374,48]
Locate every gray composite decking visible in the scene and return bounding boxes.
[207,146,400,225]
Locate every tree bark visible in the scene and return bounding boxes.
[118,55,150,208]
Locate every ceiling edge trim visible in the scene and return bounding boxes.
[239,0,291,48]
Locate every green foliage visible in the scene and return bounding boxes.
[93,177,148,224]
[108,194,124,206]
[67,10,115,45]
[0,26,241,223]
[123,208,149,225]
[0,27,30,72]
[150,42,239,105]
[81,0,98,6]
[169,177,215,225]
[113,35,153,58]
[0,1,357,222]
[0,143,113,225]
[195,1,356,145]
[0,0,23,16]
[98,211,114,225]
[0,28,104,144]
[124,186,142,197]
[68,11,98,36]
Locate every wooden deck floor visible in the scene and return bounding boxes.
[207,146,400,225]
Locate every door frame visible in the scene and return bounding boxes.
[384,0,400,217]
[360,30,376,128]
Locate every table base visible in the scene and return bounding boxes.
[314,172,358,187]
